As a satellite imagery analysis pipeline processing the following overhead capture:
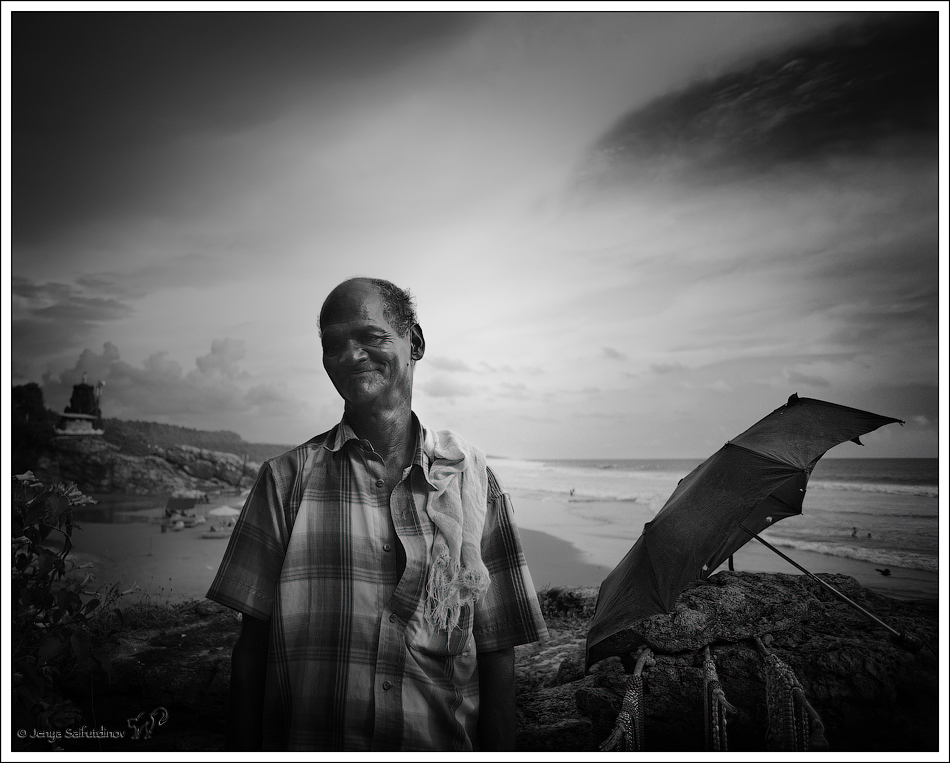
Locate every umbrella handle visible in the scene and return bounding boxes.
[737,527,925,655]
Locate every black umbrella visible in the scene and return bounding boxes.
[586,394,904,669]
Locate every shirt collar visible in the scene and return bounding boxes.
[324,413,432,480]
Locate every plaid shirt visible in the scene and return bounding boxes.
[207,416,547,751]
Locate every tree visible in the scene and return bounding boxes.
[13,384,54,474]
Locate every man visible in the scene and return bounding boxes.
[207,277,547,751]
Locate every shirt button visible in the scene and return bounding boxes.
[383,543,392,552]
[376,479,384,488]
[389,613,397,622]
[382,680,393,691]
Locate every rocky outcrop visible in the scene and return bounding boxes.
[47,574,938,752]
[517,573,939,752]
[35,436,261,495]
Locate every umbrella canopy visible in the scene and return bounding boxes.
[208,504,241,517]
[586,394,902,669]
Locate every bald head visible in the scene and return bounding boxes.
[320,278,417,337]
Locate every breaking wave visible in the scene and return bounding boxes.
[766,537,938,573]
[808,480,938,498]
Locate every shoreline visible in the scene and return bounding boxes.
[63,502,936,605]
[505,489,938,601]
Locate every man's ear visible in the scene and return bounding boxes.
[410,324,425,361]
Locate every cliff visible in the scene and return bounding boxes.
[34,435,263,495]
[47,573,938,752]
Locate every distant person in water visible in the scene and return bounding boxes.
[875,568,891,577]
[851,527,857,538]
[207,277,547,751]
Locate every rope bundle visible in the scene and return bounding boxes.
[599,646,655,751]
[703,645,737,751]
[754,637,828,751]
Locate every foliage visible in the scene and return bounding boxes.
[12,384,55,473]
[11,473,120,750]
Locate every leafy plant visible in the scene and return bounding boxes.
[11,472,118,749]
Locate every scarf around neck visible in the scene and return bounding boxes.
[421,428,491,632]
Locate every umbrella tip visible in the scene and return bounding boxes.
[851,436,864,446]
[787,392,800,406]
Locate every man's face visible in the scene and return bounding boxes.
[321,282,420,411]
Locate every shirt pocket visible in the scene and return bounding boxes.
[406,603,473,658]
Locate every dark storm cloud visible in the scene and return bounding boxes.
[12,276,135,355]
[12,11,486,245]
[578,13,937,187]
[77,253,240,298]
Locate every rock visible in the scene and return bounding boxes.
[50,574,939,752]
[592,571,822,658]
[554,654,585,685]
[34,437,261,495]
[518,574,938,752]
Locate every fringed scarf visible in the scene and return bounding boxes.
[421,428,490,632]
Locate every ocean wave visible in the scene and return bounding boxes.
[821,508,937,520]
[808,480,938,498]
[511,484,651,503]
[765,537,938,573]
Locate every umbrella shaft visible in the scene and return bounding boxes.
[740,527,900,639]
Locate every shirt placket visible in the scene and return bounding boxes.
[371,470,419,750]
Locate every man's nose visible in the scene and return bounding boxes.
[340,341,368,364]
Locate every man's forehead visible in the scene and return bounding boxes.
[322,283,390,328]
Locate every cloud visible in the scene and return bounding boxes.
[651,362,687,375]
[194,339,249,380]
[426,356,475,373]
[477,361,516,374]
[602,346,627,361]
[419,375,476,399]
[12,277,136,357]
[785,368,831,388]
[76,254,239,299]
[497,382,532,400]
[40,342,310,439]
[579,16,936,189]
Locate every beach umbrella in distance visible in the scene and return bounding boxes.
[586,394,904,669]
[208,505,241,517]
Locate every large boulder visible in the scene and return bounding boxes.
[517,573,939,752]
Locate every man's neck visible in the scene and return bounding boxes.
[343,403,415,467]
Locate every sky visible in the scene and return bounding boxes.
[4,5,946,460]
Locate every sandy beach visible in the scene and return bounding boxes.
[63,487,937,605]
[509,490,939,601]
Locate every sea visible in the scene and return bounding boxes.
[486,457,940,576]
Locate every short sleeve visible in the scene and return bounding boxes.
[206,460,289,620]
[472,468,548,652]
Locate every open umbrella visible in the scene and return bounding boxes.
[586,394,903,669]
[208,504,241,517]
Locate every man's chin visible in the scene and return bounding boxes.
[340,383,382,406]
